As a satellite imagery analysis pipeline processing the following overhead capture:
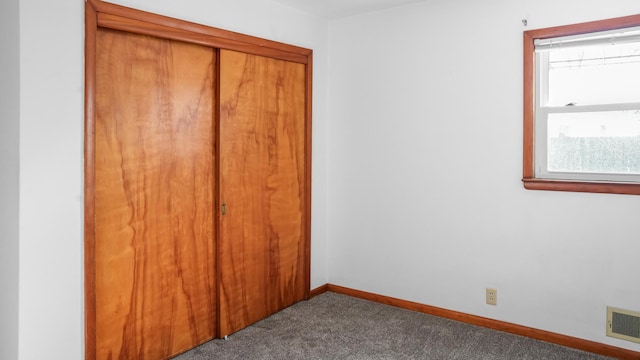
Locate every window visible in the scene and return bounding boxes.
[523,14,640,195]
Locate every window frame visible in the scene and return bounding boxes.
[523,14,640,195]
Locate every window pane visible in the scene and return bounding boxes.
[547,111,640,174]
[548,42,640,106]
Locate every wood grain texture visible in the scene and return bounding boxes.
[84,3,98,359]
[88,0,311,64]
[96,13,309,65]
[87,3,313,356]
[218,49,307,336]
[325,284,640,360]
[94,29,216,359]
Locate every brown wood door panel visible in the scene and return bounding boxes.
[94,29,216,359]
[218,49,307,336]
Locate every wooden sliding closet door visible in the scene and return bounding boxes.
[94,29,216,359]
[218,49,307,336]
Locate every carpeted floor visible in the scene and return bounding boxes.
[173,292,614,360]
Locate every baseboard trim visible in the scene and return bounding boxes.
[309,283,329,298]
[310,284,640,360]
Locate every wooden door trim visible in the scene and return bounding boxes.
[87,0,311,64]
[84,3,98,360]
[304,55,313,300]
[85,1,312,358]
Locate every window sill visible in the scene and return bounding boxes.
[522,178,640,195]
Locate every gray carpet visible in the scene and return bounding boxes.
[173,292,614,360]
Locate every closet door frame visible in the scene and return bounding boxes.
[84,1,312,359]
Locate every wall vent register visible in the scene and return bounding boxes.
[607,306,640,344]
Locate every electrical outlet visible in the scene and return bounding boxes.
[486,288,497,305]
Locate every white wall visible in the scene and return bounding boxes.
[327,0,640,352]
[0,0,20,359]
[19,0,85,358]
[16,0,329,359]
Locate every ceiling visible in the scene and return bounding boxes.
[270,0,427,19]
